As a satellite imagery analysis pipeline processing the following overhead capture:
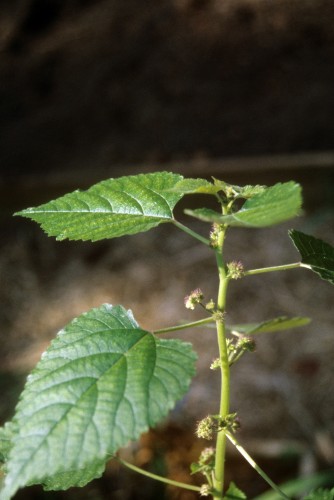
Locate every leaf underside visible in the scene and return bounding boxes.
[186,182,302,227]
[228,316,310,336]
[0,305,197,500]
[289,230,334,285]
[15,172,184,241]
[304,488,334,500]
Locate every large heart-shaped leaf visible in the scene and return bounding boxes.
[186,182,302,227]
[15,172,184,241]
[0,305,197,500]
[289,230,334,285]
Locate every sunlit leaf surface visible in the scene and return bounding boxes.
[16,172,184,241]
[1,305,196,499]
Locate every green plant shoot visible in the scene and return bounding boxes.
[0,171,333,499]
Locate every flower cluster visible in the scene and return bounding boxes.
[200,484,211,497]
[209,223,220,248]
[227,261,244,279]
[184,288,204,310]
[219,413,240,433]
[196,416,216,440]
[237,336,256,353]
[210,358,221,370]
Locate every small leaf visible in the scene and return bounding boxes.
[228,316,311,336]
[237,185,266,199]
[289,230,334,285]
[15,172,184,241]
[224,481,247,499]
[227,182,302,227]
[213,179,266,200]
[190,462,202,474]
[184,207,222,223]
[304,488,334,500]
[170,178,219,195]
[253,471,334,500]
[0,304,197,499]
[187,182,302,228]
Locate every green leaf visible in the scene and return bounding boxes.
[0,423,16,464]
[186,182,302,227]
[213,179,266,200]
[184,207,223,223]
[304,489,334,500]
[170,178,219,195]
[228,316,311,335]
[289,230,334,285]
[253,470,334,500]
[41,462,105,491]
[224,481,247,499]
[236,185,266,199]
[15,172,184,241]
[228,182,302,227]
[0,304,197,499]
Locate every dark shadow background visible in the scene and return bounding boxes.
[1,0,334,178]
[1,1,334,498]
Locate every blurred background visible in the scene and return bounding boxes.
[1,0,334,498]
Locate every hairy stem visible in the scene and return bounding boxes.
[213,226,230,497]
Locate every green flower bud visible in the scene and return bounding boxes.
[237,336,256,352]
[199,447,215,465]
[219,413,240,433]
[200,484,211,497]
[196,416,216,440]
[210,358,221,370]
[227,261,244,279]
[205,299,216,312]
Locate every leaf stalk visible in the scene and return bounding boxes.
[225,432,290,500]
[153,316,215,335]
[244,262,302,277]
[116,457,202,493]
[173,220,211,245]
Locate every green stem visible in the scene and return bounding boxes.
[117,457,202,493]
[244,262,301,277]
[153,316,215,335]
[213,227,230,497]
[173,220,211,245]
[225,432,290,500]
